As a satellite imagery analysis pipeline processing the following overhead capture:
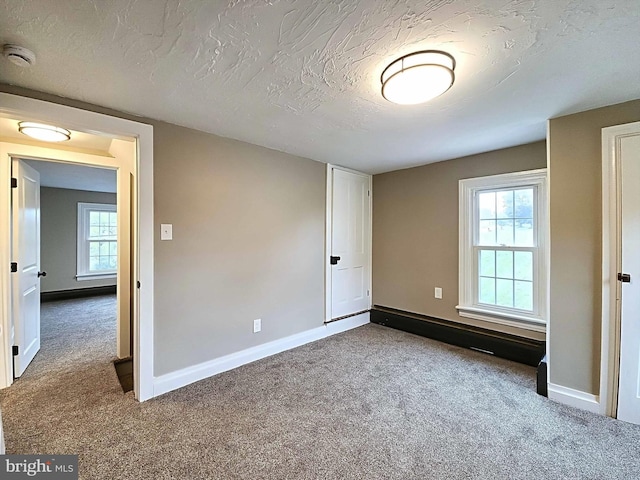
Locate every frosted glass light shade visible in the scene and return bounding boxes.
[18,122,71,142]
[381,51,455,105]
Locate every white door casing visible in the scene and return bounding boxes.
[0,92,154,401]
[326,165,371,321]
[11,159,41,377]
[617,132,640,424]
[601,120,640,423]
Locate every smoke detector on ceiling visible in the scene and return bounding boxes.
[3,44,36,68]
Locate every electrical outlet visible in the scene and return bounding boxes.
[253,318,261,333]
[434,287,443,299]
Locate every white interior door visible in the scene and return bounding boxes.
[11,159,42,377]
[618,132,640,425]
[330,167,371,320]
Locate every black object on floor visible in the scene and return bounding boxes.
[114,357,133,393]
[537,354,548,397]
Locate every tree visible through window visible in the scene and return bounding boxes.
[77,203,117,279]
[458,170,547,329]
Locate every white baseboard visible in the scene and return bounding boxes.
[153,312,370,398]
[548,383,601,414]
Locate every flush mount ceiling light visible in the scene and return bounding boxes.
[18,122,71,142]
[381,50,455,105]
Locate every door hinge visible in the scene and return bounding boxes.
[11,177,17,189]
[137,281,140,289]
[368,190,370,197]
[12,346,18,356]
[367,290,370,296]
[10,262,17,273]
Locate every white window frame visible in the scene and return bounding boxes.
[77,202,117,281]
[457,169,547,332]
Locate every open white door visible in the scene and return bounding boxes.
[618,132,640,425]
[11,159,42,377]
[329,167,371,320]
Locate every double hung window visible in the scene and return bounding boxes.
[77,202,117,280]
[457,170,547,331]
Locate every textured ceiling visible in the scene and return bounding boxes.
[1,0,639,174]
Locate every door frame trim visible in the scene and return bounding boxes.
[0,92,155,401]
[601,120,640,417]
[324,164,372,322]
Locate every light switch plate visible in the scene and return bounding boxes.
[161,224,173,241]
[435,287,442,299]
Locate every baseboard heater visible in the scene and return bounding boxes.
[370,306,545,368]
[41,285,117,302]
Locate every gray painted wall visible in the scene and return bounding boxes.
[372,142,547,338]
[548,99,640,394]
[153,122,326,375]
[40,187,117,293]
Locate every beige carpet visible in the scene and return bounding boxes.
[1,295,640,479]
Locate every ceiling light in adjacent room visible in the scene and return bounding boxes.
[18,122,71,142]
[381,50,455,105]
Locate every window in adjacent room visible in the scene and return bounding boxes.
[457,169,547,331]
[77,202,117,280]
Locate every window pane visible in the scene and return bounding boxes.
[108,256,117,269]
[109,227,117,236]
[99,257,110,269]
[109,212,117,225]
[514,189,533,220]
[89,241,99,256]
[496,190,514,219]
[514,188,534,246]
[89,226,99,238]
[479,220,496,245]
[109,241,117,255]
[90,211,100,226]
[90,256,99,270]
[99,242,109,255]
[514,221,533,246]
[479,250,495,277]
[496,279,514,307]
[99,212,109,225]
[514,281,533,311]
[514,251,533,281]
[479,277,495,305]
[496,219,514,245]
[496,251,513,279]
[478,192,495,219]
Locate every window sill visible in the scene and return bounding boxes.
[456,305,546,333]
[76,273,116,281]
